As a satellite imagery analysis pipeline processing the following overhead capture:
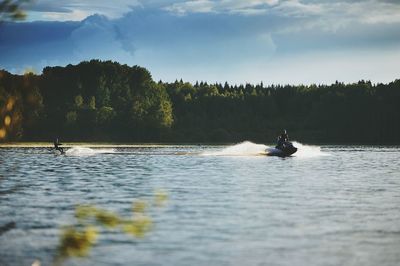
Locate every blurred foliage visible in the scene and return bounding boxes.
[122,216,152,238]
[55,191,168,264]
[58,226,98,258]
[132,200,148,213]
[0,0,30,22]
[0,71,44,141]
[154,189,168,207]
[1,60,400,143]
[1,27,32,164]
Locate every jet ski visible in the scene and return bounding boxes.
[266,141,297,157]
[53,138,65,155]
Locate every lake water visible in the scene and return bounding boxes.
[0,142,399,266]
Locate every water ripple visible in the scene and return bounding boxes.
[0,145,399,266]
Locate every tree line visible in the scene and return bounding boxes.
[1,60,399,144]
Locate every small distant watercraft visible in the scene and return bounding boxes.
[266,141,297,157]
[53,138,65,155]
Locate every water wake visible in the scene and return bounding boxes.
[201,141,327,157]
[291,141,328,158]
[202,141,268,156]
[65,147,115,156]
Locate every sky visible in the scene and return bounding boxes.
[0,0,399,85]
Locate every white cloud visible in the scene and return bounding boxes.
[219,0,280,10]
[164,0,280,15]
[6,1,400,84]
[43,9,90,21]
[163,0,400,30]
[26,0,143,21]
[266,0,400,35]
[27,0,400,28]
[272,0,322,17]
[165,0,215,15]
[346,1,400,24]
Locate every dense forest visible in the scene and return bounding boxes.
[1,60,399,144]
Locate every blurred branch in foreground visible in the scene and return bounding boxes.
[0,0,30,22]
[54,190,168,265]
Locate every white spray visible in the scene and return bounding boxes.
[201,141,327,157]
[65,147,115,156]
[202,141,268,156]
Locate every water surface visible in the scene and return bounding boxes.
[0,142,399,266]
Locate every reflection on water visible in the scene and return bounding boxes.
[0,144,400,266]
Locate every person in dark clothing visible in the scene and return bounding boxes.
[276,130,289,150]
[54,138,64,154]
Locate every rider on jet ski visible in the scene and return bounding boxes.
[54,138,64,154]
[276,130,289,150]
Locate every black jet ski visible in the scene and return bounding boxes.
[266,141,297,157]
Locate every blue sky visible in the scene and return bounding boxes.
[1,0,400,84]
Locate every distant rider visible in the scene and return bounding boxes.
[276,130,289,150]
[54,138,64,153]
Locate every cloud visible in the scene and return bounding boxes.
[25,0,143,21]
[163,0,400,27]
[271,0,322,17]
[23,0,400,28]
[164,0,280,15]
[69,15,131,61]
[44,10,90,21]
[0,15,133,73]
[1,2,400,84]
[165,0,216,15]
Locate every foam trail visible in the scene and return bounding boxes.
[201,141,328,157]
[202,141,268,156]
[65,147,115,156]
[291,141,328,158]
